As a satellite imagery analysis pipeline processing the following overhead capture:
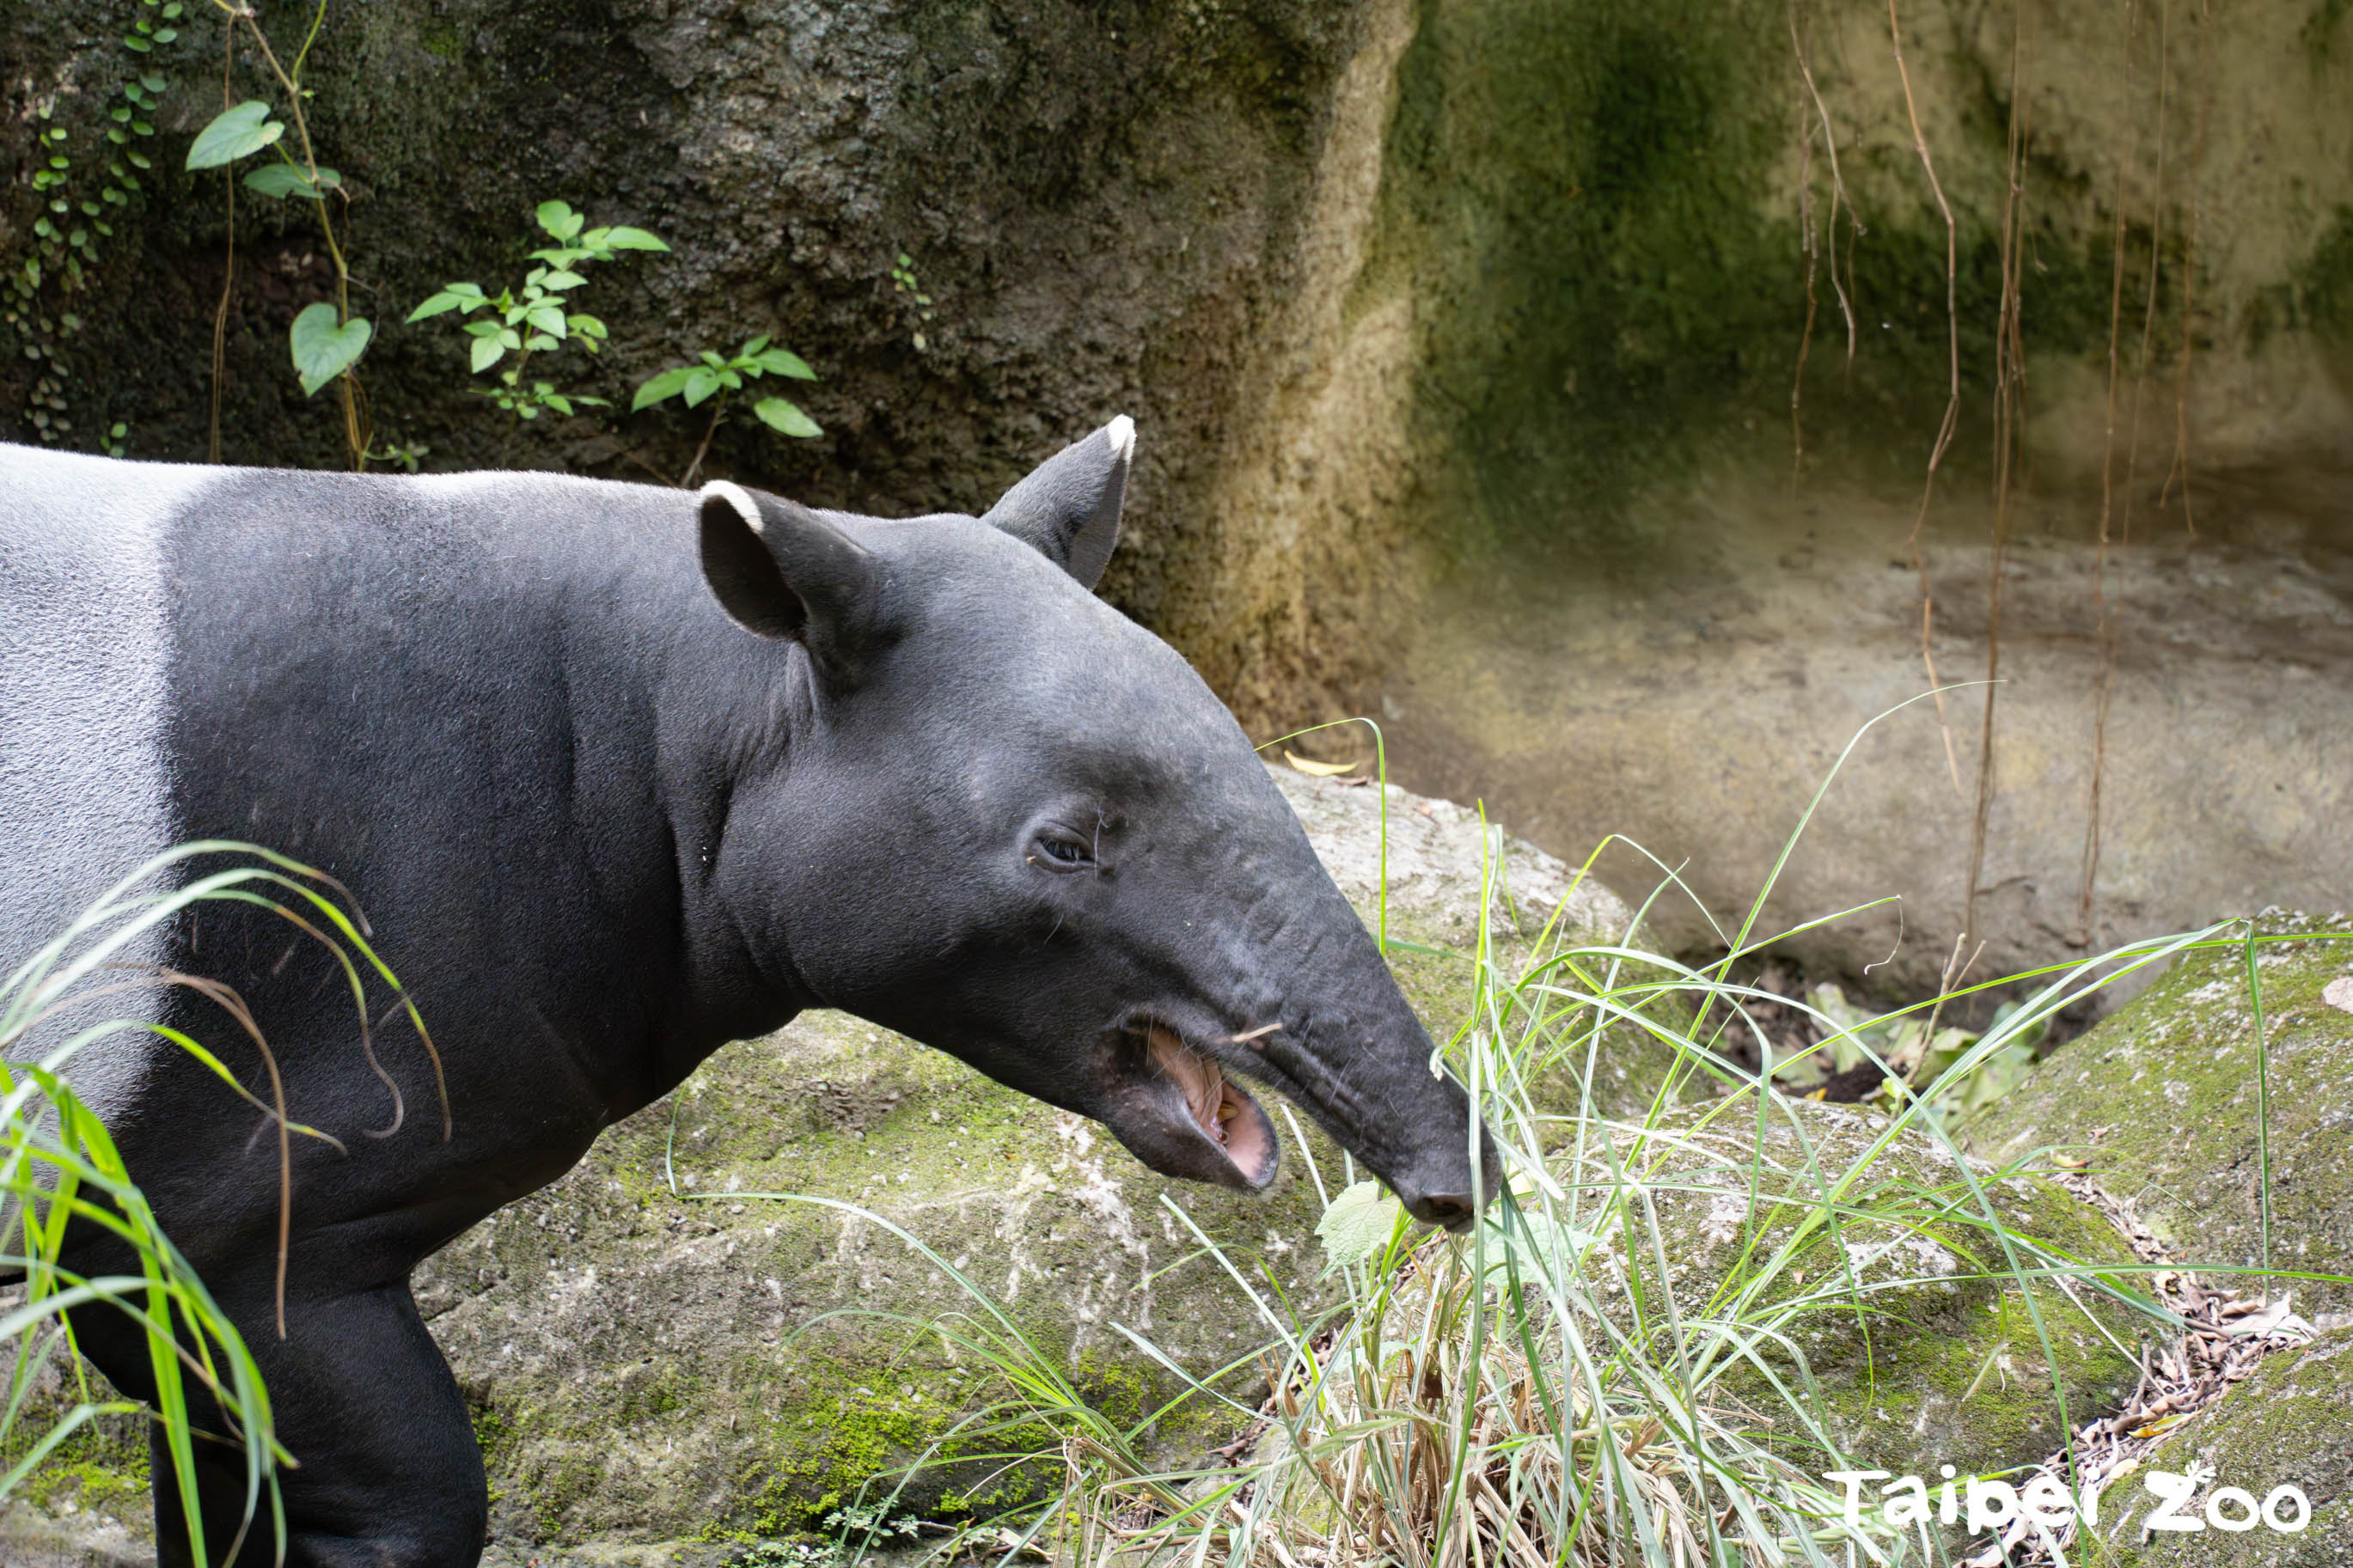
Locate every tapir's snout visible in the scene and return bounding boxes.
[1388,1132,1507,1232]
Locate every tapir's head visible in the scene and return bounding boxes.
[694,420,1498,1228]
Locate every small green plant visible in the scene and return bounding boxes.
[406,199,669,426]
[889,252,934,351]
[187,1,371,464]
[632,336,822,486]
[362,437,431,473]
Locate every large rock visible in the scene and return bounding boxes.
[2093,1325,2353,1567]
[1970,913,2353,1320]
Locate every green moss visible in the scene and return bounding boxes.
[1970,916,2353,1315]
[2293,204,2353,341]
[1365,0,2174,577]
[2098,1325,2353,1565]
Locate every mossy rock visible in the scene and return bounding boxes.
[2090,1325,2353,1567]
[1968,914,2353,1318]
[1613,1099,2148,1481]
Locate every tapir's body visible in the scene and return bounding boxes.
[0,433,1492,1566]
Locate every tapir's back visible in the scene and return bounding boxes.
[0,446,690,1126]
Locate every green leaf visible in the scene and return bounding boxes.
[406,284,488,322]
[630,366,694,411]
[140,74,167,92]
[543,394,573,417]
[124,34,152,52]
[461,319,504,337]
[152,27,176,41]
[538,270,587,291]
[753,347,816,380]
[186,101,280,169]
[752,396,821,438]
[242,162,336,200]
[535,199,584,242]
[289,303,370,396]
[1315,1180,1404,1272]
[743,334,771,356]
[699,351,727,370]
[681,367,724,408]
[599,226,668,252]
[716,369,743,391]
[525,303,567,338]
[565,313,607,339]
[468,334,505,374]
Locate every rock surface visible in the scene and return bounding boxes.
[1971,914,2353,1320]
[7,0,2350,998]
[2096,1325,2353,1567]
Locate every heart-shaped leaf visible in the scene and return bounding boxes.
[598,226,668,252]
[753,346,816,381]
[186,101,282,169]
[289,303,370,396]
[752,396,821,437]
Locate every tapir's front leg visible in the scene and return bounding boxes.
[77,1270,487,1568]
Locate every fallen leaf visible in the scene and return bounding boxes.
[1284,750,1360,778]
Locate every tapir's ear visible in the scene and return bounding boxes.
[980,416,1134,590]
[697,481,875,650]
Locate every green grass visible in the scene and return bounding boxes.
[1,843,427,1566]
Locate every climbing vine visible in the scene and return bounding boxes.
[4,3,185,450]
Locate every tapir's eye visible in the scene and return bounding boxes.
[1032,830,1096,871]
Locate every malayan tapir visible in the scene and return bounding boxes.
[0,420,1497,1565]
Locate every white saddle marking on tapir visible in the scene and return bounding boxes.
[0,443,217,1130]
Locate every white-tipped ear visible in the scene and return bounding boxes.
[696,480,876,654]
[981,418,1134,590]
[701,479,764,536]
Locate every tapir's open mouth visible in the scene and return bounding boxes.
[1101,1023,1280,1191]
